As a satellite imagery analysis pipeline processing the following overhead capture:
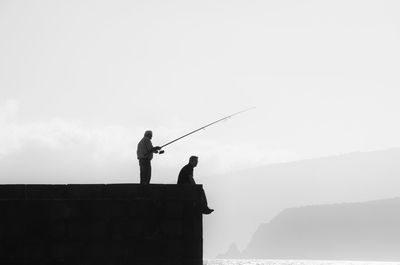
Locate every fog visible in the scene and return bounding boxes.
[2,0,400,259]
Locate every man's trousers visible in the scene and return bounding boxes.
[139,159,151,184]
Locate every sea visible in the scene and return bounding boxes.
[204,260,400,265]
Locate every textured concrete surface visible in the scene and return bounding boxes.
[0,184,203,265]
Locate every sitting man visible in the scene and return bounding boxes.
[177,156,214,214]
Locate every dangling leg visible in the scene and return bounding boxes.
[200,188,213,215]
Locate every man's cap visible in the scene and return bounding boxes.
[189,156,198,162]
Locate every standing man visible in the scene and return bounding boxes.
[137,130,161,184]
[178,156,214,214]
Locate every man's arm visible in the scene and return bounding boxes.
[144,139,161,154]
[188,167,196,184]
[188,174,196,185]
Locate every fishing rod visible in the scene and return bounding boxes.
[158,107,255,152]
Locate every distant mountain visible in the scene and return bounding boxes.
[204,148,400,258]
[241,197,400,261]
[216,243,241,259]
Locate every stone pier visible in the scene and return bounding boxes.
[0,184,203,265]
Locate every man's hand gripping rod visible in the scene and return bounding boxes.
[157,107,255,154]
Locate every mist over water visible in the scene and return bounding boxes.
[205,260,400,265]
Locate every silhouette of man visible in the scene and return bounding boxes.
[178,156,214,214]
[137,130,161,184]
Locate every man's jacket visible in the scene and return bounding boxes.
[137,136,154,160]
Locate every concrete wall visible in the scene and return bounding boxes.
[0,184,203,265]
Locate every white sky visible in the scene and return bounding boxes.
[1,0,400,182]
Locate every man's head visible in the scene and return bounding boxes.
[189,156,198,167]
[144,130,153,139]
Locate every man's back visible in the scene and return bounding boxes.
[177,164,195,184]
[137,136,153,160]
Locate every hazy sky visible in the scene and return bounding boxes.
[1,0,400,183]
[3,0,400,258]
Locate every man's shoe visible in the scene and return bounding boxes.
[202,207,214,215]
